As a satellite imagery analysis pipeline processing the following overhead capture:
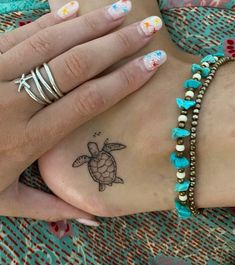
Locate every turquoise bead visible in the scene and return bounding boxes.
[191,64,210,78]
[170,152,189,169]
[201,67,210,78]
[175,201,192,219]
[175,180,190,192]
[176,98,196,110]
[191,64,201,73]
[171,128,190,139]
[183,79,201,89]
[213,52,224,58]
[201,55,216,64]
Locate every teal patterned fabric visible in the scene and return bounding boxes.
[159,0,235,56]
[159,0,235,10]
[161,6,235,56]
[0,0,49,14]
[0,0,49,33]
[0,1,235,265]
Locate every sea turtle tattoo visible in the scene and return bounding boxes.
[72,139,126,192]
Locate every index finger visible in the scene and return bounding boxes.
[0,0,132,80]
[0,1,80,53]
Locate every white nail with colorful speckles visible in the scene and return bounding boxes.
[140,16,163,36]
[107,0,132,20]
[57,1,79,19]
[143,50,167,71]
[76,219,100,227]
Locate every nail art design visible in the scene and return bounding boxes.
[57,1,79,19]
[76,218,100,227]
[107,0,132,20]
[140,16,162,36]
[143,50,167,71]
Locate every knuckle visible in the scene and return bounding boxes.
[27,29,53,55]
[0,33,15,52]
[24,123,41,153]
[64,49,89,80]
[1,136,28,163]
[34,15,50,31]
[82,15,98,35]
[73,83,106,117]
[25,123,48,151]
[119,67,136,88]
[115,30,132,53]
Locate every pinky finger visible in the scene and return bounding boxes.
[29,50,167,152]
[0,182,99,225]
[0,1,79,53]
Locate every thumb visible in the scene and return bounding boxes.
[0,182,100,226]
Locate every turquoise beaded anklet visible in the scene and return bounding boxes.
[170,53,235,219]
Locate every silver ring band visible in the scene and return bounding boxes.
[43,63,63,98]
[31,70,52,104]
[15,64,63,105]
[24,86,47,105]
[35,67,59,100]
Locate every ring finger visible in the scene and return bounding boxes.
[3,14,162,112]
[0,1,80,53]
[49,15,162,94]
[0,0,133,80]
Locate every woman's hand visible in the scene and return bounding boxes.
[0,0,165,222]
[39,0,235,218]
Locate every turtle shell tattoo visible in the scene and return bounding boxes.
[72,139,126,192]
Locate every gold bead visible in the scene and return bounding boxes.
[177,139,184,145]
[178,122,185,128]
[177,178,184,183]
[177,151,184,158]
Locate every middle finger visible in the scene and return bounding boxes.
[49,15,163,93]
[0,0,132,81]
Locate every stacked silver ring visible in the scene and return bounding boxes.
[15,63,63,105]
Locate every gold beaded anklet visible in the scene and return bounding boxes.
[170,53,235,219]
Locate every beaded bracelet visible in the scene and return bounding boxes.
[170,53,235,219]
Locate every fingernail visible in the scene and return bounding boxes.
[143,50,167,71]
[107,0,132,20]
[76,218,100,227]
[139,16,162,37]
[57,1,79,19]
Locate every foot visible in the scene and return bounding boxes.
[39,0,235,217]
